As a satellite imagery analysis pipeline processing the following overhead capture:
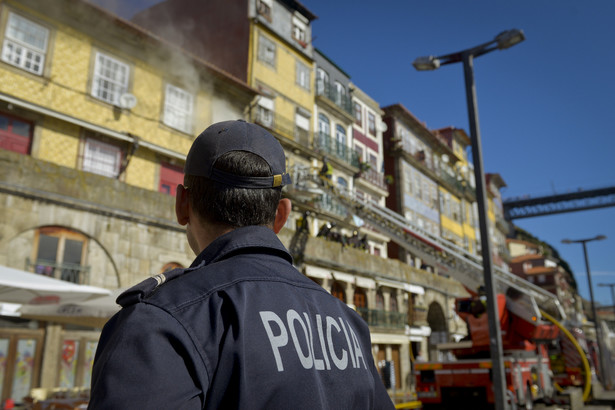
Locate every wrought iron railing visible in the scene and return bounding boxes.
[314,193,349,218]
[315,79,353,115]
[26,258,91,285]
[359,167,388,191]
[315,132,359,168]
[357,308,407,329]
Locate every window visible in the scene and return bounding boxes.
[376,289,384,310]
[335,124,346,146]
[368,112,376,135]
[318,113,330,136]
[258,34,276,67]
[91,52,130,105]
[354,145,364,163]
[256,0,272,21]
[30,227,88,284]
[334,81,345,106]
[2,12,49,75]
[292,14,308,46]
[58,337,98,389]
[354,288,367,309]
[294,111,310,146]
[331,281,346,303]
[159,162,184,196]
[0,113,32,154]
[163,84,193,133]
[296,60,310,90]
[390,291,398,312]
[82,137,122,178]
[316,68,328,95]
[256,96,274,128]
[354,102,362,125]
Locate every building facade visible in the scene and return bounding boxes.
[0,0,256,402]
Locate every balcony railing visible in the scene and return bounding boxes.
[251,110,311,148]
[358,167,388,191]
[26,258,91,285]
[314,193,349,218]
[315,132,359,168]
[357,308,407,329]
[316,79,353,116]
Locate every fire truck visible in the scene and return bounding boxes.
[289,168,595,408]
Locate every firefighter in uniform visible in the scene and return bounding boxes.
[89,120,394,409]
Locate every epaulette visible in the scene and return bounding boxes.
[116,267,187,307]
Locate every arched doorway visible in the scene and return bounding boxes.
[427,301,448,361]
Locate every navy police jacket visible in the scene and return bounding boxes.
[89,226,394,409]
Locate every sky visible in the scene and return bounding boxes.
[91,0,615,305]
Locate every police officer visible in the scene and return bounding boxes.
[89,120,394,409]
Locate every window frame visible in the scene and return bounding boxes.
[0,112,33,154]
[354,102,362,126]
[163,83,194,134]
[1,12,49,75]
[91,51,130,106]
[257,34,276,68]
[295,60,310,91]
[82,136,123,178]
[31,227,88,284]
[367,111,376,136]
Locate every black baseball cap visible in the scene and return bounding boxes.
[184,120,291,189]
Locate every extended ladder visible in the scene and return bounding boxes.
[287,166,562,314]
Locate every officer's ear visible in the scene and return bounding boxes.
[273,198,291,234]
[176,184,190,226]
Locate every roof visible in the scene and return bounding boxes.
[382,103,459,160]
[486,173,507,188]
[510,254,544,263]
[280,0,318,21]
[434,126,472,147]
[506,238,541,250]
[525,266,558,275]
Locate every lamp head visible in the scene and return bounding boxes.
[561,239,572,244]
[595,235,607,241]
[412,56,440,71]
[495,29,525,50]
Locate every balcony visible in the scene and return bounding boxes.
[357,308,407,330]
[313,193,349,219]
[26,258,91,285]
[316,79,353,116]
[358,167,388,191]
[251,109,310,148]
[315,132,359,168]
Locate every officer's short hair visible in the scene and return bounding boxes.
[184,150,282,228]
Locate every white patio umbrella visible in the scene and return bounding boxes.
[19,289,124,328]
[0,265,111,305]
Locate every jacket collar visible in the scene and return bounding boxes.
[190,225,293,268]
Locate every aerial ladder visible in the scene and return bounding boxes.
[287,165,561,313]
[287,165,594,408]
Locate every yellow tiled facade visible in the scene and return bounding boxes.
[1,0,254,193]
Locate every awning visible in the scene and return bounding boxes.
[377,277,425,295]
[0,265,111,305]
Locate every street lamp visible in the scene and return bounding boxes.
[413,29,525,410]
[562,235,607,382]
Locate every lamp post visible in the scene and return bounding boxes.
[413,29,525,410]
[562,235,607,382]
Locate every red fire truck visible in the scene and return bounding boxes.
[415,291,560,409]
